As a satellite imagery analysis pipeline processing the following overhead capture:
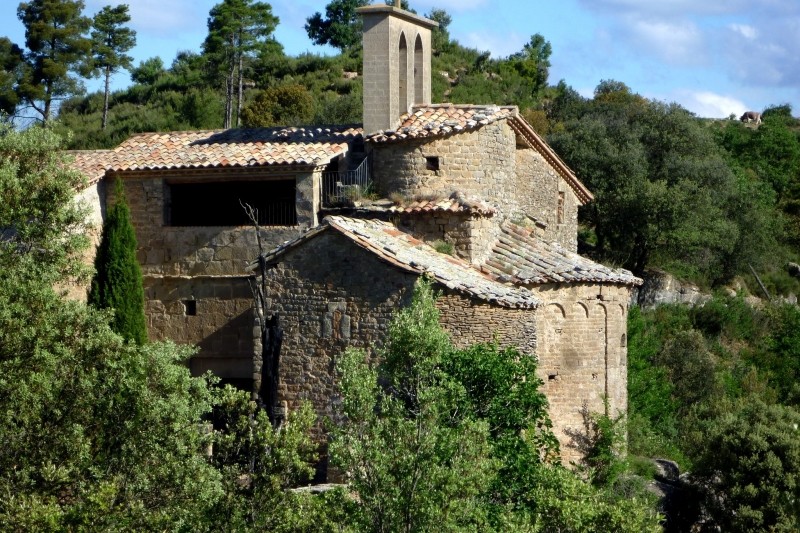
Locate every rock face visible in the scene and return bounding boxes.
[634,270,710,309]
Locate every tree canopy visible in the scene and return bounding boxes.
[16,0,92,123]
[89,4,135,130]
[203,0,280,128]
[305,0,369,51]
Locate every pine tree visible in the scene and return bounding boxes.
[89,179,147,344]
[203,0,279,128]
[90,4,136,130]
[16,0,92,124]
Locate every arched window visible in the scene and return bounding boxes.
[414,34,423,104]
[398,33,408,114]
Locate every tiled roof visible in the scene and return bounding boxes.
[257,216,540,309]
[389,192,495,216]
[69,150,113,184]
[367,104,516,143]
[366,104,593,204]
[70,126,363,183]
[481,222,642,286]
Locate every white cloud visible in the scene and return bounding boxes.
[678,90,748,118]
[629,19,705,65]
[729,23,757,40]
[463,31,525,58]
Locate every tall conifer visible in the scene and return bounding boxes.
[89,179,147,344]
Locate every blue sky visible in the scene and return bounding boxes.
[1,0,798,118]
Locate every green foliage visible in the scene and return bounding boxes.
[0,37,24,117]
[576,403,628,488]
[203,0,281,128]
[692,400,800,532]
[130,56,164,85]
[0,127,223,529]
[332,279,660,531]
[305,0,369,51]
[241,83,315,127]
[332,279,496,532]
[0,125,89,284]
[523,464,661,532]
[16,0,92,123]
[89,179,147,344]
[89,4,136,130]
[207,387,341,531]
[628,295,800,528]
[548,82,777,284]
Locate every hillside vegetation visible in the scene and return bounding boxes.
[3,0,800,529]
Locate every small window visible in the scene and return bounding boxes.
[620,333,627,348]
[557,191,565,224]
[425,156,440,171]
[183,300,197,316]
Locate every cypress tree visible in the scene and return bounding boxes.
[89,179,147,344]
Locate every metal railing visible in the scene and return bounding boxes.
[322,152,373,207]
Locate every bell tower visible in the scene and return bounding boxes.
[358,2,438,135]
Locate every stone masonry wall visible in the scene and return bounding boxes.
[371,121,580,252]
[371,121,517,215]
[531,282,632,465]
[108,172,307,380]
[394,212,495,264]
[436,292,537,355]
[262,231,418,438]
[63,180,106,301]
[516,148,580,252]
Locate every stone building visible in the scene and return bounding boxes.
[73,4,640,464]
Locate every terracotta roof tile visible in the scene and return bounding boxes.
[256,216,540,309]
[481,222,642,286]
[70,126,363,183]
[367,104,515,143]
[389,192,495,216]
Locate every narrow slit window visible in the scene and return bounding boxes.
[183,300,197,316]
[557,191,565,224]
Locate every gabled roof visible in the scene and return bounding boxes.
[70,126,362,184]
[255,216,540,309]
[366,103,593,205]
[482,222,642,286]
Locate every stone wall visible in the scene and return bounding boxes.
[371,121,517,213]
[262,230,418,437]
[516,147,580,251]
[436,292,537,354]
[62,180,106,301]
[371,121,580,251]
[393,212,495,264]
[531,282,631,465]
[108,171,308,380]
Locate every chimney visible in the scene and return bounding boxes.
[357,4,438,135]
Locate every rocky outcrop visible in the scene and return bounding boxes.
[633,270,710,309]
